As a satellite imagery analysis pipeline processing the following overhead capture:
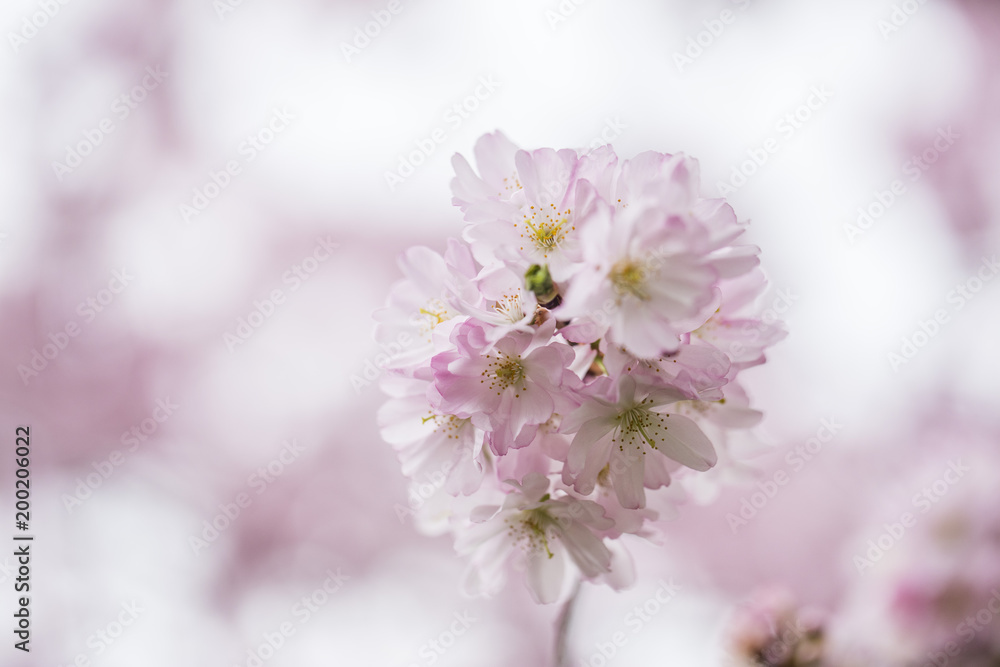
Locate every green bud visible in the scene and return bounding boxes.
[525,264,558,304]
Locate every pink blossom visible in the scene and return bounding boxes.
[378,373,488,497]
[601,339,731,400]
[688,268,788,379]
[372,239,477,372]
[451,132,609,280]
[428,318,579,456]
[557,185,759,357]
[455,473,615,604]
[454,263,538,339]
[561,375,717,509]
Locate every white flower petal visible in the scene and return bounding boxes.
[610,448,647,510]
[525,545,565,604]
[557,522,612,578]
[652,413,717,472]
[566,418,615,475]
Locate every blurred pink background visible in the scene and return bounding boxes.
[1,0,998,665]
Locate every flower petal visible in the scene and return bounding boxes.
[558,522,611,578]
[652,413,717,471]
[610,448,647,510]
[525,546,565,604]
[566,417,615,475]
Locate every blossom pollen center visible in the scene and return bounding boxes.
[613,401,667,455]
[609,260,650,301]
[516,204,575,258]
[506,509,555,558]
[493,290,525,322]
[481,354,526,395]
[422,412,467,440]
[417,299,452,335]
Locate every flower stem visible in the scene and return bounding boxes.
[554,581,582,667]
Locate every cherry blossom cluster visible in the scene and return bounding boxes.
[375,132,785,603]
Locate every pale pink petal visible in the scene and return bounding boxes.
[525,548,565,604]
[652,413,717,471]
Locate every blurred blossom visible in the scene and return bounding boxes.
[723,587,826,667]
[826,412,1000,667]
[921,0,1000,263]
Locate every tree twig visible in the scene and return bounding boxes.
[555,581,583,667]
